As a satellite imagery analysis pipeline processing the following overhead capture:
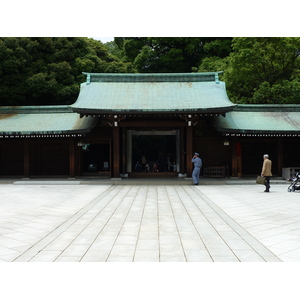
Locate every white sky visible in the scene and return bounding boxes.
[0,2,298,38]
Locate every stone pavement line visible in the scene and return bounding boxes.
[13,185,118,262]
[185,186,281,262]
[156,186,187,262]
[106,185,149,262]
[130,185,160,262]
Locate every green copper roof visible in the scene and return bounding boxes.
[213,104,300,135]
[71,72,236,114]
[0,106,97,136]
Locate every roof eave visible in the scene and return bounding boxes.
[216,128,300,136]
[72,106,236,116]
[0,128,93,137]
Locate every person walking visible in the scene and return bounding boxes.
[261,154,272,192]
[191,152,202,185]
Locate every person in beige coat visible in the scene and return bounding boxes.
[261,154,272,192]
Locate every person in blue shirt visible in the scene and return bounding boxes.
[191,152,202,185]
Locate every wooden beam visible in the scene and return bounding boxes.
[119,120,186,127]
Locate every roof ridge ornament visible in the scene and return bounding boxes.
[86,73,91,85]
[215,72,220,84]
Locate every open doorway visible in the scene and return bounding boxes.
[128,130,179,174]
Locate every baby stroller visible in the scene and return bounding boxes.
[287,172,300,192]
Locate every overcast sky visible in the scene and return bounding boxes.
[1,0,298,38]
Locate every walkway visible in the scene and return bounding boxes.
[1,179,299,262]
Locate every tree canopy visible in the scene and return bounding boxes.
[224,37,300,104]
[114,37,232,73]
[1,37,300,105]
[0,37,134,105]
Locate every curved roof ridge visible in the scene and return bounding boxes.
[83,72,223,83]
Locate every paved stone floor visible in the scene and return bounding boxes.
[1,181,300,262]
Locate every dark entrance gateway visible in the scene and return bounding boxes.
[129,130,178,176]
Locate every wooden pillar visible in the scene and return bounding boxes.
[231,140,242,177]
[231,140,237,177]
[24,140,30,178]
[277,137,283,177]
[112,126,120,178]
[75,141,81,177]
[179,127,185,173]
[126,130,132,173]
[69,138,75,178]
[122,128,126,174]
[237,141,242,177]
[186,125,193,177]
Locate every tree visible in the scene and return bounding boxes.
[103,40,123,59]
[197,38,232,74]
[115,37,232,73]
[0,37,135,105]
[224,37,300,104]
[197,56,229,73]
[114,37,148,63]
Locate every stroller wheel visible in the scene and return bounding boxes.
[288,186,294,192]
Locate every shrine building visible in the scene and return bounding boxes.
[1,72,300,179]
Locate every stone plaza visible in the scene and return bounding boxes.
[1,179,300,262]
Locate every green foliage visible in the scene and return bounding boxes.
[0,37,134,105]
[141,37,202,72]
[197,57,229,73]
[103,41,123,59]
[224,37,300,104]
[115,38,148,63]
[251,80,300,104]
[115,37,233,73]
[2,37,300,106]
[202,38,232,58]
